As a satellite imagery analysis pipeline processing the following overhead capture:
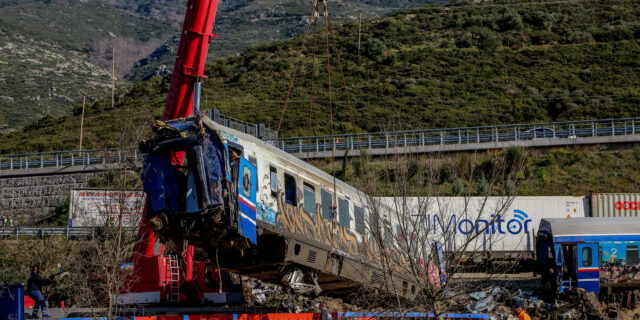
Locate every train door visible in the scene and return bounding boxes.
[237,157,257,245]
[577,243,599,293]
[560,244,577,291]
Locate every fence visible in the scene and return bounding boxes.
[0,227,135,240]
[269,118,640,154]
[205,109,278,140]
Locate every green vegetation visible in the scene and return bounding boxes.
[311,146,640,197]
[3,0,640,152]
[0,0,440,131]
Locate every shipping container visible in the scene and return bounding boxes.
[590,193,640,217]
[379,196,588,257]
[0,283,24,320]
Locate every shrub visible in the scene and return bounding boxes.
[363,37,387,59]
[497,9,523,31]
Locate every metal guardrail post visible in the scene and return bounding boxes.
[552,125,556,138]
[572,124,576,137]
[71,153,74,166]
[476,128,480,143]
[439,131,443,145]
[368,136,372,149]
[316,138,319,152]
[40,155,43,168]
[421,132,424,146]
[25,156,28,169]
[299,139,302,153]
[611,120,615,136]
[514,126,518,141]
[592,122,595,137]
[458,130,461,144]
[633,120,636,135]
[385,135,389,149]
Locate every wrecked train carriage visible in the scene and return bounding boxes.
[140,115,422,299]
[537,217,640,303]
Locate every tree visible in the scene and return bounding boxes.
[64,98,152,318]
[351,148,526,318]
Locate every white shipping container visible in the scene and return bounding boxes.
[379,196,588,254]
[590,193,640,217]
[69,189,145,227]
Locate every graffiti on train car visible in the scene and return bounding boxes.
[253,175,411,271]
[599,241,640,284]
[274,191,360,256]
[600,263,640,284]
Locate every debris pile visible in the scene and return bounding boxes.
[458,285,638,319]
[243,278,358,313]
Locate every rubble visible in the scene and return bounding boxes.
[243,277,359,313]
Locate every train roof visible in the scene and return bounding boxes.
[539,217,640,243]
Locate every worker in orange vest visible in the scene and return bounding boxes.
[514,306,532,320]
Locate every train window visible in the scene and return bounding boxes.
[338,197,350,229]
[582,247,592,266]
[270,166,277,195]
[321,189,333,220]
[369,210,379,238]
[303,183,316,215]
[627,246,639,265]
[284,173,297,206]
[248,155,257,166]
[354,206,365,234]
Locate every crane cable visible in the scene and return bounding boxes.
[306,9,319,160]
[276,1,319,135]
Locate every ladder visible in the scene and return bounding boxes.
[168,255,180,303]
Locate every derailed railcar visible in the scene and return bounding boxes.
[140,115,435,299]
[536,217,640,304]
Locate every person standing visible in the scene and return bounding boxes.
[320,302,332,320]
[514,306,532,320]
[27,266,52,319]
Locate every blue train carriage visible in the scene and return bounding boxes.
[140,114,443,299]
[536,217,640,301]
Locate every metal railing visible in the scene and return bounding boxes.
[0,227,135,240]
[268,118,640,154]
[204,109,278,140]
[0,148,139,171]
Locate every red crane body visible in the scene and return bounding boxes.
[124,0,222,305]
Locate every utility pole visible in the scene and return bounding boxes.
[111,46,115,109]
[358,9,362,63]
[79,94,86,151]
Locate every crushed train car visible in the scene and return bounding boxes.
[139,114,444,299]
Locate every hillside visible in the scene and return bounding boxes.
[0,0,440,132]
[1,0,640,154]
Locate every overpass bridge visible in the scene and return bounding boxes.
[1,117,640,176]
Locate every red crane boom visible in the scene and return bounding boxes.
[164,0,219,120]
